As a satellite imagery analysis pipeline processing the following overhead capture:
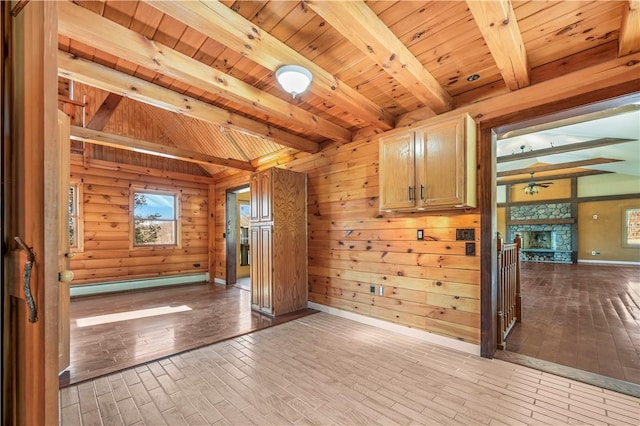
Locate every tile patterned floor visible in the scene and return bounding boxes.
[505,263,640,384]
[63,283,314,386]
[60,313,640,425]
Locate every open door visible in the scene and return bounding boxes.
[58,110,72,373]
[225,191,238,285]
[3,2,60,424]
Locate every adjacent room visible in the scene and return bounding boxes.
[495,103,640,384]
[3,1,639,424]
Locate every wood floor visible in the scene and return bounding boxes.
[61,282,315,387]
[59,313,640,425]
[505,262,640,385]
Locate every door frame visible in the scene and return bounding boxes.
[2,2,60,423]
[479,91,640,357]
[225,185,250,285]
[225,191,237,285]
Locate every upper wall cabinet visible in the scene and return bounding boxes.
[379,113,477,212]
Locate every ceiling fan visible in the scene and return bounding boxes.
[524,171,554,195]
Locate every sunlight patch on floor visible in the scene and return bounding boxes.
[76,305,192,327]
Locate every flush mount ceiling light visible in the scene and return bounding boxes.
[275,65,313,98]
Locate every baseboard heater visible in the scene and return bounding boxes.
[577,259,640,266]
[69,273,210,297]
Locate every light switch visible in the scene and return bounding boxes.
[417,229,424,240]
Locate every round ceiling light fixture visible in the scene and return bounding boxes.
[275,65,313,98]
[466,73,480,82]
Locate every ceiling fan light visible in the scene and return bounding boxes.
[524,185,539,195]
[275,65,312,98]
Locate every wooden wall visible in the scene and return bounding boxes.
[214,139,481,344]
[68,157,210,285]
[578,199,640,262]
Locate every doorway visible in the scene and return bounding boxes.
[225,185,251,291]
[493,94,640,387]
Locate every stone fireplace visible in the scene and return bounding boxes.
[522,230,555,250]
[508,203,574,263]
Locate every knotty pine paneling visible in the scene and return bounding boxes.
[69,161,209,285]
[214,137,481,344]
[69,81,208,176]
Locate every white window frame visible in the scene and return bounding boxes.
[130,187,181,249]
[69,181,84,253]
[623,207,640,248]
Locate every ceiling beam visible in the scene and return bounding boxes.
[58,1,351,144]
[497,138,634,163]
[466,0,530,90]
[619,0,640,56]
[498,169,613,185]
[70,126,256,172]
[396,53,640,128]
[146,0,396,132]
[86,93,122,131]
[58,51,319,154]
[497,158,623,177]
[304,0,453,114]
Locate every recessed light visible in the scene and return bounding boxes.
[466,74,480,82]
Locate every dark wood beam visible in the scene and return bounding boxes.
[86,92,122,130]
[497,138,634,163]
[497,158,623,177]
[498,192,640,207]
[498,169,613,185]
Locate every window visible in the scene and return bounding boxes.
[623,208,640,247]
[132,189,180,247]
[68,183,83,252]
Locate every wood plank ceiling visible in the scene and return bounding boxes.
[56,0,640,177]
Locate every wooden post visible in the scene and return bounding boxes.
[514,233,522,323]
[496,232,505,349]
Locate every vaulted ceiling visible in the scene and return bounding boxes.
[57,0,640,177]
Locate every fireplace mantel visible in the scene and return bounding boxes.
[510,218,575,225]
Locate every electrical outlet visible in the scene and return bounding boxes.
[378,286,384,296]
[591,251,600,255]
[370,285,375,294]
[465,242,476,256]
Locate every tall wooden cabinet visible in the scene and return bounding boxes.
[249,167,307,316]
[379,113,477,211]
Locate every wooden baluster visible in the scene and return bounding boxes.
[514,233,522,323]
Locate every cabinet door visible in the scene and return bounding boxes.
[379,132,416,210]
[249,173,260,222]
[259,225,273,314]
[249,227,261,310]
[259,170,273,222]
[416,116,465,207]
